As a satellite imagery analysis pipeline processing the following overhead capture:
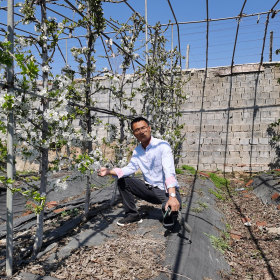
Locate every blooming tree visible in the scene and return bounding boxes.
[136,23,187,164]
[0,0,187,264]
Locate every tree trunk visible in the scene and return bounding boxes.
[32,0,49,257]
[84,3,94,217]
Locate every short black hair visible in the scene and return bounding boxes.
[130,117,149,130]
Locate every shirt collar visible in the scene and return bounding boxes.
[142,136,154,150]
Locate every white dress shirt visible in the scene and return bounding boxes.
[113,137,179,191]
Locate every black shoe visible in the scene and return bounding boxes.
[117,215,143,227]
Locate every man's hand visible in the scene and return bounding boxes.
[97,167,110,177]
[165,197,180,212]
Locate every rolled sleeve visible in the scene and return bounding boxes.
[162,143,179,189]
[165,176,177,189]
[113,168,124,178]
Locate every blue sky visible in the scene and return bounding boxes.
[103,0,280,69]
[1,0,280,76]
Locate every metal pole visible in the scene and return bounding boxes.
[66,39,68,64]
[171,24,173,67]
[145,0,148,65]
[186,44,190,69]
[6,0,14,276]
[269,31,273,62]
[171,24,173,51]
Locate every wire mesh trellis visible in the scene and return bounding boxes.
[1,0,280,278]
[1,0,280,76]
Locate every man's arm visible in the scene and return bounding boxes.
[98,149,140,178]
[161,143,180,212]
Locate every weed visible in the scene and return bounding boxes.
[205,231,231,253]
[182,165,196,175]
[198,201,208,209]
[209,173,229,189]
[175,168,184,174]
[209,188,225,201]
[191,207,202,213]
[225,223,231,232]
[91,183,103,189]
[181,202,188,208]
[61,208,80,217]
[251,250,262,259]
[191,201,208,213]
[30,176,40,181]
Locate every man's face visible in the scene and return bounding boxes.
[132,120,151,144]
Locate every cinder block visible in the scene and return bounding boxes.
[259,138,269,145]
[258,151,270,158]
[212,138,221,145]
[264,98,276,105]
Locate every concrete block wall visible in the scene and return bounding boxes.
[3,62,279,173]
[93,62,280,172]
[180,62,280,172]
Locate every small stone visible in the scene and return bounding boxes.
[242,217,251,223]
[271,192,280,201]
[199,172,210,177]
[46,201,59,209]
[53,207,66,214]
[242,217,251,226]
[256,221,267,228]
[22,210,33,216]
[230,230,242,240]
[243,194,252,198]
[245,179,254,187]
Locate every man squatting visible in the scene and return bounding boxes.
[98,116,181,227]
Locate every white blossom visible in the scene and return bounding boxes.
[81,47,89,54]
[0,95,5,107]
[106,38,113,46]
[55,179,68,190]
[58,22,64,29]
[18,37,29,47]
[38,89,48,97]
[71,47,80,58]
[78,4,84,10]
[42,65,51,73]
[34,25,40,33]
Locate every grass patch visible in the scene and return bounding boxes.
[209,173,229,188]
[207,173,230,200]
[182,165,196,175]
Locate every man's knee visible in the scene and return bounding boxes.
[117,177,134,191]
[117,177,126,190]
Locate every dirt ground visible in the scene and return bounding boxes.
[218,172,280,280]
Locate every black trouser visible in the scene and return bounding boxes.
[117,177,182,216]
